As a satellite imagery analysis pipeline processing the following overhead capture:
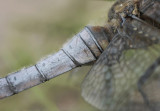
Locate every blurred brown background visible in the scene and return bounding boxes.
[0,0,114,111]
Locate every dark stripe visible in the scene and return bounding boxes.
[5,77,16,94]
[85,27,103,53]
[62,49,81,66]
[35,65,48,82]
[79,34,97,59]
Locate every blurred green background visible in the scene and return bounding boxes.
[0,0,114,111]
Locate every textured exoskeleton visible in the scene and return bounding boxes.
[1,0,160,111]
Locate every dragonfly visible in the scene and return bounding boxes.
[0,0,160,111]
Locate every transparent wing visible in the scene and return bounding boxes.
[82,35,160,111]
[81,34,128,110]
[111,44,160,111]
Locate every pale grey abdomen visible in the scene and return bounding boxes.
[0,26,111,99]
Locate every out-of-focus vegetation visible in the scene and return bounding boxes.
[0,0,114,111]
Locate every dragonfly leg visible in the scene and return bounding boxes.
[137,57,160,111]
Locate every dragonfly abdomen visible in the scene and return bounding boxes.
[0,26,111,99]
